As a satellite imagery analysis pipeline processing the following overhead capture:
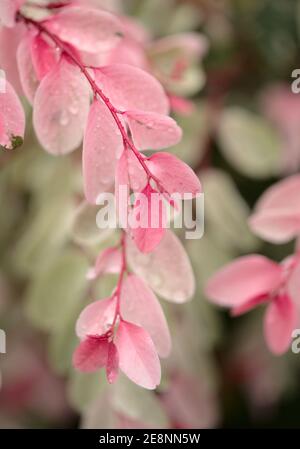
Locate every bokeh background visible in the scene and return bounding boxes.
[1,0,300,428]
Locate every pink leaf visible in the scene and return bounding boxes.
[231,294,269,317]
[124,110,182,150]
[107,39,148,69]
[249,212,300,244]
[115,149,147,226]
[0,1,15,27]
[249,175,300,243]
[127,230,195,303]
[76,297,116,340]
[150,33,209,62]
[44,6,122,53]
[83,98,123,203]
[0,25,24,94]
[121,274,171,358]
[162,374,218,429]
[126,150,147,192]
[115,320,161,390]
[119,15,150,44]
[205,255,282,307]
[130,184,166,253]
[17,35,39,104]
[149,32,208,92]
[33,57,90,155]
[169,94,195,115]
[87,247,122,280]
[253,174,300,215]
[115,149,148,228]
[146,152,201,197]
[0,0,25,28]
[106,342,119,384]
[94,64,169,115]
[261,85,300,173]
[0,79,25,150]
[30,34,57,81]
[73,336,108,372]
[264,294,297,355]
[287,258,300,305]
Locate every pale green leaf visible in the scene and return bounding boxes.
[112,376,170,428]
[48,298,85,375]
[25,249,89,331]
[81,392,116,429]
[201,169,258,252]
[71,201,114,246]
[68,371,106,413]
[218,107,281,178]
[12,198,75,276]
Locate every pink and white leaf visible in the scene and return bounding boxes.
[119,15,150,44]
[287,258,300,305]
[249,212,300,244]
[249,175,300,243]
[76,297,116,340]
[0,25,24,95]
[73,336,108,372]
[17,35,39,104]
[107,39,148,70]
[205,255,282,307]
[33,57,90,155]
[83,98,123,203]
[115,149,147,230]
[121,274,171,357]
[44,6,122,53]
[127,230,195,303]
[106,342,119,384]
[231,294,269,317]
[150,33,209,63]
[94,64,169,114]
[0,79,25,150]
[264,294,297,355]
[87,247,122,280]
[169,94,195,116]
[162,374,218,429]
[149,33,208,93]
[0,0,25,27]
[126,150,147,192]
[146,152,201,197]
[115,320,161,390]
[125,110,182,150]
[130,184,166,253]
[30,33,57,81]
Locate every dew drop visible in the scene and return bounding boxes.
[59,110,69,126]
[69,103,79,115]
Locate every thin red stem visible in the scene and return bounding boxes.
[111,231,127,329]
[24,1,71,10]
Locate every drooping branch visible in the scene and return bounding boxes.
[17,12,172,200]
